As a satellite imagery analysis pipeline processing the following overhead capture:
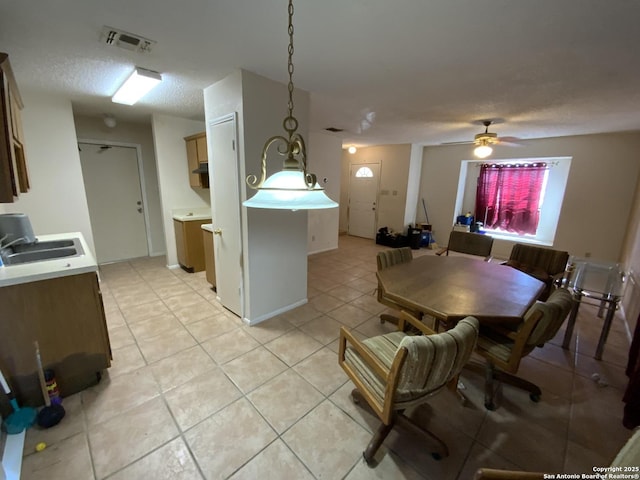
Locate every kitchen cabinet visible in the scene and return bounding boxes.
[0,272,111,406]
[174,217,211,272]
[184,131,209,189]
[0,52,29,203]
[202,224,216,288]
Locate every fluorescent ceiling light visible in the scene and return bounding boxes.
[112,67,161,105]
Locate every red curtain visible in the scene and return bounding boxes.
[475,163,547,235]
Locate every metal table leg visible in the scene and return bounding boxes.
[595,300,617,361]
[562,295,581,350]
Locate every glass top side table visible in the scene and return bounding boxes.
[561,257,627,360]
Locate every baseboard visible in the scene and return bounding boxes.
[244,298,308,326]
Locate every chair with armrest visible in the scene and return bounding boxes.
[474,427,640,479]
[376,247,419,325]
[338,311,479,465]
[436,231,494,261]
[505,244,569,301]
[471,287,574,410]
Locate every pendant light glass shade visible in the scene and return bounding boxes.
[243,170,338,210]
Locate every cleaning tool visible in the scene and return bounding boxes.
[0,368,36,434]
[34,342,65,428]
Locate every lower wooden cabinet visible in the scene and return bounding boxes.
[174,218,211,272]
[0,272,112,407]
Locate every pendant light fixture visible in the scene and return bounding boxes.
[243,0,338,210]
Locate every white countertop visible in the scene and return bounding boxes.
[201,223,213,232]
[0,232,97,288]
[172,207,211,222]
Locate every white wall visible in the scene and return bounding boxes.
[74,115,165,256]
[307,132,341,254]
[3,92,95,254]
[420,132,640,261]
[151,115,209,267]
[340,144,412,234]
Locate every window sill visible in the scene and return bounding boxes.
[482,230,553,247]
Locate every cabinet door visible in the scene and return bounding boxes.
[174,219,188,267]
[196,134,208,164]
[186,138,200,188]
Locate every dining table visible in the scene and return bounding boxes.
[376,254,546,327]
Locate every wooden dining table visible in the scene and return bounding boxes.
[376,255,545,326]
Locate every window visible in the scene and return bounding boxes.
[355,166,374,178]
[455,157,571,246]
[475,162,548,236]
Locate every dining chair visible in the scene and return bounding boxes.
[470,287,573,410]
[338,310,479,465]
[474,426,640,479]
[376,247,419,325]
[504,243,570,301]
[436,231,494,261]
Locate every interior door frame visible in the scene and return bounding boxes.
[347,162,381,238]
[207,112,245,319]
[77,138,153,256]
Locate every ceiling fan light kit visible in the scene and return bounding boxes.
[472,120,500,158]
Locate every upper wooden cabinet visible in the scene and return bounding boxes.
[184,131,209,189]
[0,53,29,203]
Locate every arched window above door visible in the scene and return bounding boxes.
[355,166,374,178]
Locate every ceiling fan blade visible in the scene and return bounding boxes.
[497,136,524,146]
[440,140,473,146]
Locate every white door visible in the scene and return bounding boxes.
[348,163,380,239]
[208,114,243,317]
[79,143,149,263]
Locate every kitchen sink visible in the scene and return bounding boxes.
[11,239,76,252]
[1,237,84,266]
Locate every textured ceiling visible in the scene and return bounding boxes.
[2,0,640,148]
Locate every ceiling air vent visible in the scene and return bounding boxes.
[325,127,344,133]
[101,26,156,54]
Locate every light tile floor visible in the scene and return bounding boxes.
[20,235,635,479]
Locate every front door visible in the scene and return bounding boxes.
[79,143,149,263]
[348,163,380,239]
[208,114,243,317]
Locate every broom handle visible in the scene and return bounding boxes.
[35,341,51,407]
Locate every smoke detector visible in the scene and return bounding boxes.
[101,26,156,54]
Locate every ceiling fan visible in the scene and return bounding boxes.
[441,120,522,158]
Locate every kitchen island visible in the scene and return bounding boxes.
[0,232,111,407]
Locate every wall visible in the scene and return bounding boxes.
[151,115,209,267]
[621,167,640,330]
[73,115,165,256]
[420,132,640,261]
[307,132,341,254]
[340,144,412,235]
[3,92,95,254]
[204,69,311,324]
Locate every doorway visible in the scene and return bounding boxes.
[348,163,380,239]
[208,113,243,317]
[78,142,150,263]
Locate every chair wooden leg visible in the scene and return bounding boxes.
[363,420,395,465]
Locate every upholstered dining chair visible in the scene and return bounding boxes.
[474,426,640,479]
[471,288,573,410]
[338,311,479,465]
[436,231,494,261]
[504,243,570,301]
[376,247,418,325]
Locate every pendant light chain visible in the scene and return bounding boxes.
[285,0,297,140]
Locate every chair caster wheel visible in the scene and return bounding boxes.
[485,402,496,411]
[431,452,443,461]
[530,393,541,403]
